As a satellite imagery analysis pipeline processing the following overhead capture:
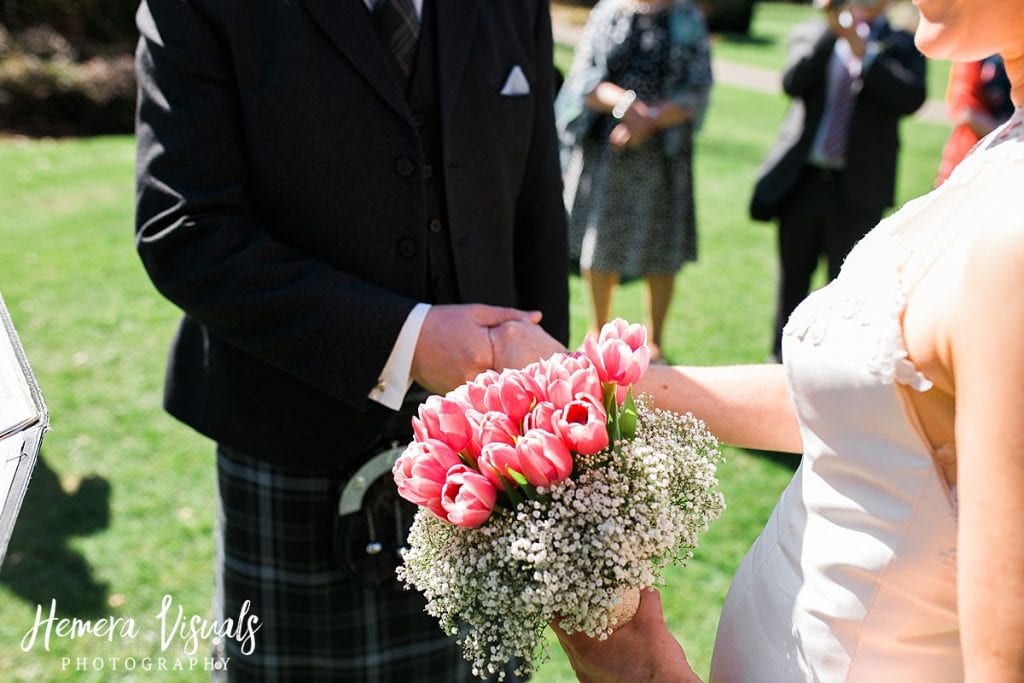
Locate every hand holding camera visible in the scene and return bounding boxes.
[816,0,885,57]
[815,0,855,31]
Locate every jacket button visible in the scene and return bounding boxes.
[427,218,443,234]
[395,157,416,176]
[421,163,433,179]
[434,275,448,291]
[412,112,426,127]
[396,238,417,259]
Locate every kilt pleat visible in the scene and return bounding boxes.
[211,446,488,682]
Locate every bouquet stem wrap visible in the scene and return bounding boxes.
[607,585,641,631]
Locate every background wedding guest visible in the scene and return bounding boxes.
[555,0,712,364]
[544,0,1024,678]
[133,0,567,679]
[749,0,926,362]
[935,54,1013,185]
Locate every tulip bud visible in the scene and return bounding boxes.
[440,465,498,528]
[515,429,573,488]
[393,438,463,518]
[477,442,524,491]
[413,395,473,453]
[554,394,609,456]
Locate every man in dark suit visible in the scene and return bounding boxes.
[134,0,568,679]
[749,0,926,361]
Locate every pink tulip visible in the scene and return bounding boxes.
[554,394,609,455]
[515,429,574,488]
[563,352,597,374]
[411,395,473,453]
[462,409,518,463]
[520,359,543,379]
[392,439,463,518]
[477,369,502,385]
[467,369,540,423]
[475,384,501,414]
[461,409,486,462]
[544,361,602,407]
[464,370,499,413]
[581,320,650,388]
[478,410,519,448]
[524,352,598,405]
[523,401,557,433]
[599,318,647,349]
[520,354,562,401]
[477,442,523,491]
[495,370,541,425]
[440,465,498,528]
[453,370,500,413]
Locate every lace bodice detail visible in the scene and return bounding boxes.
[783,227,933,393]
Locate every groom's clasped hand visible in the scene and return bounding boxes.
[410,304,566,395]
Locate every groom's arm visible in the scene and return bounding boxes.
[135,0,538,406]
[134,0,418,408]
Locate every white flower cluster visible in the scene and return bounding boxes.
[397,398,725,679]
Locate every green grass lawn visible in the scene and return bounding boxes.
[0,50,948,683]
[711,0,818,70]
[0,137,215,681]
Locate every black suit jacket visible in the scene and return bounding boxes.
[749,18,926,221]
[134,0,569,466]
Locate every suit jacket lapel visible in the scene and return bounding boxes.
[297,0,410,120]
[435,0,480,132]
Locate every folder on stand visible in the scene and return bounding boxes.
[0,292,48,569]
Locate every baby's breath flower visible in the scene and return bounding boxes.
[397,398,725,680]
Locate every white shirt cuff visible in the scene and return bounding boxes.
[368,303,430,411]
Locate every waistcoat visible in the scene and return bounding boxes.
[400,0,459,305]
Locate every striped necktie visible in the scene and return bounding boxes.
[373,0,420,84]
[822,60,858,163]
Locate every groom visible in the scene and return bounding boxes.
[134,0,568,679]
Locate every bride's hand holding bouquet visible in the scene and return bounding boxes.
[393,319,724,679]
[552,588,701,683]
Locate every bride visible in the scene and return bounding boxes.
[500,0,1024,679]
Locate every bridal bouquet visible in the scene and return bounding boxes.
[393,319,725,679]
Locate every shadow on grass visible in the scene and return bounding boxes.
[743,447,799,472]
[1,452,111,616]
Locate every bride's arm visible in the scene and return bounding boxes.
[490,322,803,453]
[637,364,803,454]
[553,590,702,683]
[950,224,1024,680]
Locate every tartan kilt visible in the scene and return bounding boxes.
[212,446,522,682]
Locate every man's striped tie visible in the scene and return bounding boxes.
[822,66,857,163]
[373,0,419,84]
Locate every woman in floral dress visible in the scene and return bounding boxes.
[555,0,712,361]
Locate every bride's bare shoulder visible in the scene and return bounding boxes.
[965,213,1024,283]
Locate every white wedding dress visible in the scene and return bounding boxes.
[710,107,1024,682]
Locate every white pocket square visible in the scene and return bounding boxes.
[500,65,531,96]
